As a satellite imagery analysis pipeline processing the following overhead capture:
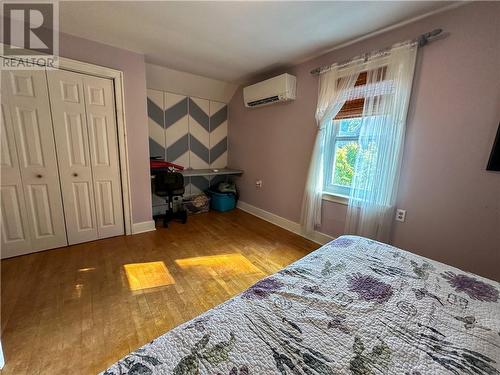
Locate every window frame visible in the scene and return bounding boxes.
[323,118,361,198]
[322,67,388,200]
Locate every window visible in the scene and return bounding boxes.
[324,116,383,197]
[324,118,362,196]
[323,70,386,197]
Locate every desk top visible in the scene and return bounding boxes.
[180,168,243,177]
[151,168,243,178]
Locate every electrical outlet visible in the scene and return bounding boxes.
[395,209,406,222]
[255,180,263,188]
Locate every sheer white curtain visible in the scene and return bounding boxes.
[301,64,361,234]
[345,42,417,241]
[0,339,3,369]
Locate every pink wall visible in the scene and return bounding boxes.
[59,33,152,224]
[228,2,500,280]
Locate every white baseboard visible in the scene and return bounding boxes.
[236,201,334,245]
[131,220,156,234]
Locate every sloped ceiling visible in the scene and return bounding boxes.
[60,1,457,83]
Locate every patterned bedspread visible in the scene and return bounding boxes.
[101,236,500,375]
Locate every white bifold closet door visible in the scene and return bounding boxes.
[1,69,67,255]
[1,81,32,255]
[47,69,124,245]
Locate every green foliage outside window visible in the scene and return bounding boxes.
[333,142,358,186]
[333,139,377,188]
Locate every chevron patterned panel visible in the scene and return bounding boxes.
[165,93,189,168]
[209,101,228,168]
[187,176,210,196]
[148,91,229,201]
[148,90,169,214]
[183,176,191,197]
[209,174,228,190]
[188,97,210,169]
[147,89,165,159]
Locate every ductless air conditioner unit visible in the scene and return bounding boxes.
[243,73,296,108]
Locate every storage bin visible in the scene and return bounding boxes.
[209,191,236,212]
[183,194,210,215]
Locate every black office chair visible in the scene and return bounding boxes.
[153,171,187,227]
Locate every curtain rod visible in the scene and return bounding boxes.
[310,28,443,76]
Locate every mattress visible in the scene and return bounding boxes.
[101,236,500,375]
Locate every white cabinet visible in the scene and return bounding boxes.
[0,67,124,256]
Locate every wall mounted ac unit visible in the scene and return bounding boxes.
[243,73,296,108]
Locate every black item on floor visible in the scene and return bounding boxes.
[184,194,210,214]
[152,171,187,227]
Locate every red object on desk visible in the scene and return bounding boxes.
[150,160,184,171]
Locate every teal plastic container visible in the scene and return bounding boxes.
[209,191,236,212]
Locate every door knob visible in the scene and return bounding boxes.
[73,173,78,177]
[36,174,42,178]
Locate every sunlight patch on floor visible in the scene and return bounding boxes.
[124,261,175,291]
[78,267,95,272]
[175,253,264,277]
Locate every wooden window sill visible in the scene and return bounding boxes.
[322,193,348,205]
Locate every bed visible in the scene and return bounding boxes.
[101,236,500,375]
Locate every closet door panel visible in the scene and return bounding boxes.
[72,181,94,230]
[83,75,124,239]
[4,70,67,251]
[0,96,32,256]
[1,186,27,245]
[46,70,98,245]
[27,184,56,236]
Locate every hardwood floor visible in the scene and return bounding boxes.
[0,209,318,375]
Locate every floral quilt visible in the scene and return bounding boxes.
[101,236,500,375]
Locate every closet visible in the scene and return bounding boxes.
[1,65,124,258]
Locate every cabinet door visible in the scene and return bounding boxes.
[46,69,98,245]
[188,97,210,170]
[0,84,32,257]
[147,88,165,159]
[4,69,67,251]
[209,101,228,169]
[82,75,124,239]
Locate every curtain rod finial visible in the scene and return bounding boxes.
[418,28,443,47]
[310,67,321,75]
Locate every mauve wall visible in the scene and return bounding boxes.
[228,2,500,280]
[59,33,152,224]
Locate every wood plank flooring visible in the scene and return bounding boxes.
[0,209,318,374]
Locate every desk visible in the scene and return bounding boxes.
[151,168,243,179]
[181,168,243,177]
[150,168,242,215]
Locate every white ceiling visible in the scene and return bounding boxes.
[59,1,456,83]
